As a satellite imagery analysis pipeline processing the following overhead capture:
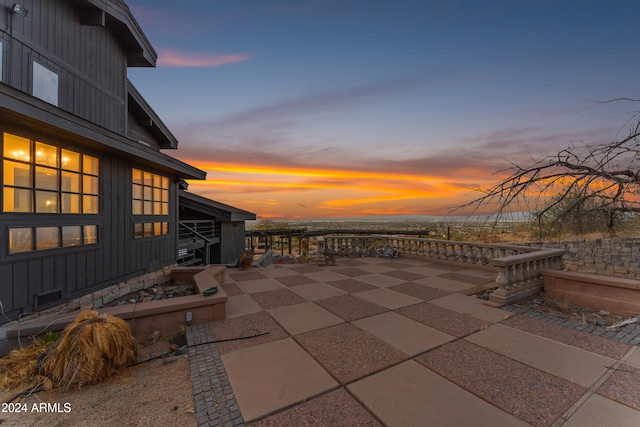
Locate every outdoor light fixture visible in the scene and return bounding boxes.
[10,3,29,17]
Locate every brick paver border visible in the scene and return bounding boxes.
[187,323,245,427]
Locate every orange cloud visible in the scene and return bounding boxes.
[182,160,488,218]
[157,49,251,67]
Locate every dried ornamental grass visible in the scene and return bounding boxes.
[39,310,137,390]
[0,342,51,390]
[0,310,137,391]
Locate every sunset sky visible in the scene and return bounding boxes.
[126,0,640,219]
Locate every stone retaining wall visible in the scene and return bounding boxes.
[527,238,640,280]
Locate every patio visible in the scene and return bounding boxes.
[187,257,640,427]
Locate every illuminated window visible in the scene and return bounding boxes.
[132,168,169,239]
[132,168,169,215]
[9,225,99,254]
[133,222,169,239]
[2,132,100,214]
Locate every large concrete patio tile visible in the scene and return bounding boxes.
[303,270,351,282]
[396,302,490,338]
[430,293,513,322]
[417,340,585,426]
[330,267,371,277]
[352,263,397,273]
[466,324,615,388]
[210,311,290,355]
[388,282,452,301]
[221,338,338,422]
[403,265,455,276]
[274,274,319,287]
[260,267,300,278]
[354,273,405,288]
[381,269,427,282]
[295,323,407,384]
[348,360,529,427]
[250,288,307,309]
[414,275,478,292]
[564,394,640,427]
[291,282,347,301]
[353,311,455,356]
[268,302,343,335]
[624,347,640,368]
[249,388,382,426]
[225,294,262,318]
[315,294,387,322]
[326,278,377,294]
[236,278,286,294]
[597,363,640,411]
[354,288,422,310]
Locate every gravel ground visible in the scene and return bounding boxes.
[388,281,452,301]
[597,364,640,411]
[0,338,195,427]
[295,323,406,384]
[324,278,377,293]
[249,289,307,310]
[247,388,382,426]
[396,302,490,337]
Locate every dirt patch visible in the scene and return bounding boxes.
[0,333,195,427]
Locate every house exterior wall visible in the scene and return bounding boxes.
[220,221,246,265]
[1,0,128,134]
[0,123,181,320]
[0,1,200,321]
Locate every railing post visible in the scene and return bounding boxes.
[316,237,326,266]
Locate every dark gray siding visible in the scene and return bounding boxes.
[0,128,180,320]
[2,0,127,134]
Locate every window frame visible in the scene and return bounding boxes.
[131,168,170,240]
[2,132,101,215]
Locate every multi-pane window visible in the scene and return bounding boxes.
[132,168,169,239]
[134,222,169,239]
[132,168,169,215]
[9,225,99,254]
[2,132,100,214]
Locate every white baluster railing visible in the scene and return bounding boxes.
[317,235,566,305]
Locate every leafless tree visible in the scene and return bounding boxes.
[458,100,640,235]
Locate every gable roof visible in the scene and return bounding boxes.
[127,81,179,149]
[0,84,205,180]
[179,191,257,222]
[70,0,156,67]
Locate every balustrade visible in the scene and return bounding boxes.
[317,234,566,305]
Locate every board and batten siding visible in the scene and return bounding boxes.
[0,151,180,320]
[1,0,127,134]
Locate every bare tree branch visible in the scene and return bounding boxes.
[454,105,640,235]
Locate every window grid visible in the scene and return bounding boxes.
[2,133,100,214]
[9,225,99,254]
[133,222,169,239]
[132,168,169,216]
